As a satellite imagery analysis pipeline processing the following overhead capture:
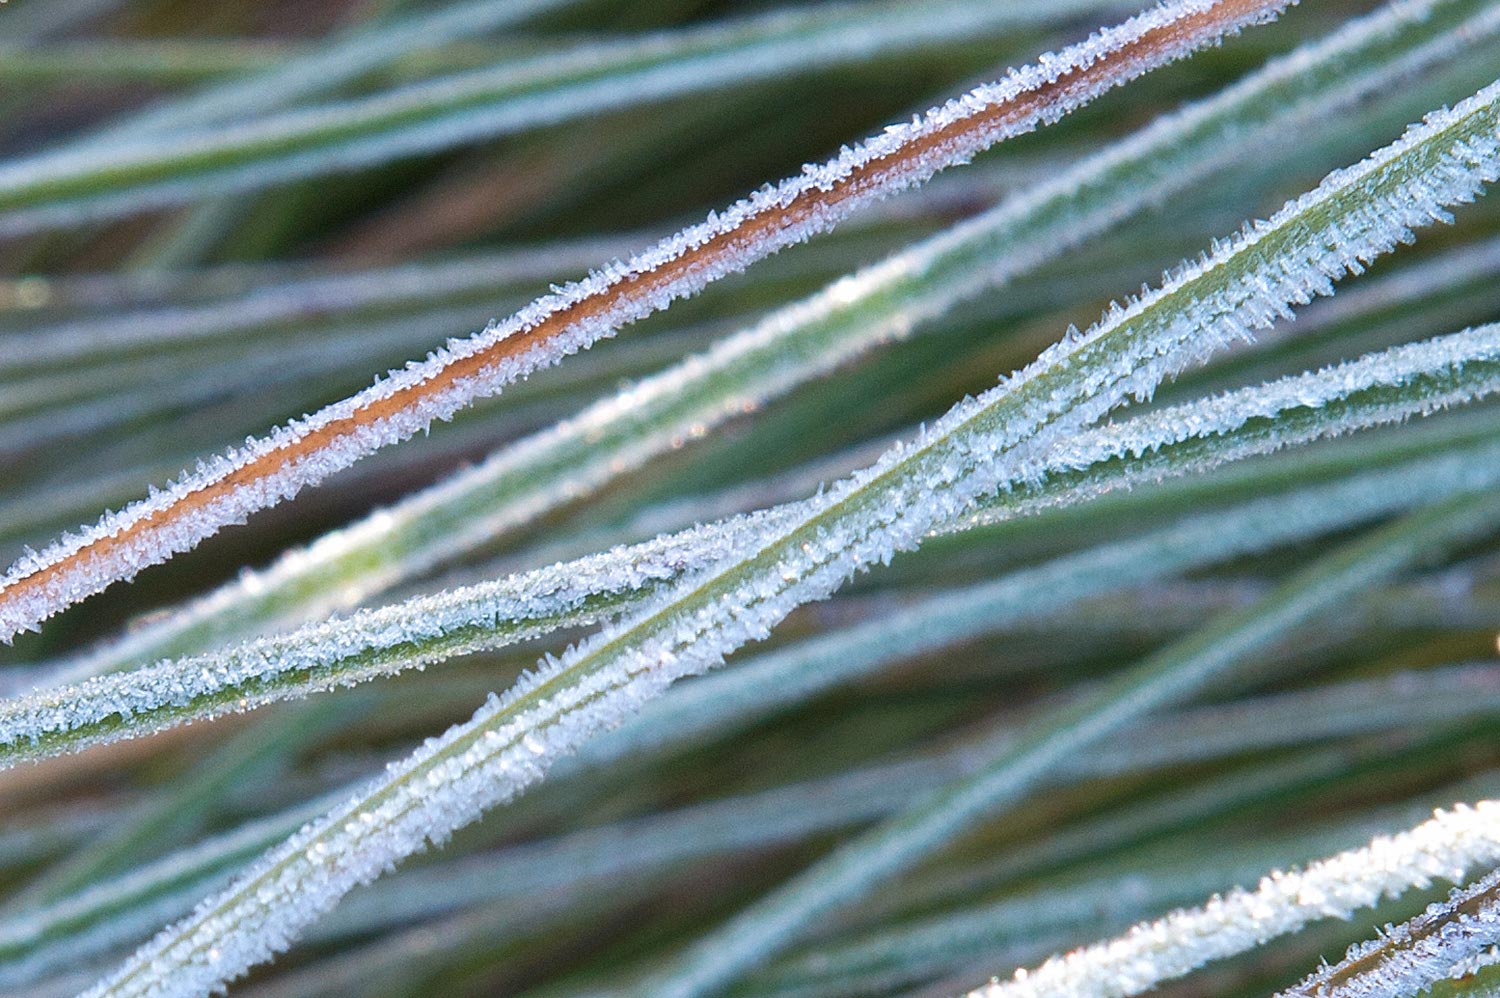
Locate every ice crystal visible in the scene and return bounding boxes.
[0,0,1289,643]
[82,75,1500,998]
[13,321,1500,765]
[1277,868,1500,998]
[967,803,1500,998]
[38,0,1474,685]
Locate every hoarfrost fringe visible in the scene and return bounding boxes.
[84,76,1500,998]
[964,803,1500,998]
[1275,868,1500,998]
[48,0,1486,680]
[13,322,1500,765]
[0,0,1290,642]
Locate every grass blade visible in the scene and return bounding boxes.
[0,0,1220,231]
[0,0,1287,643]
[78,73,1500,998]
[638,489,1500,997]
[38,0,1480,677]
[966,804,1500,998]
[1275,869,1500,998]
[12,321,1500,766]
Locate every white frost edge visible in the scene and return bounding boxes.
[963,802,1500,998]
[0,0,1289,641]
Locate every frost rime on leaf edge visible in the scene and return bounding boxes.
[0,0,1289,641]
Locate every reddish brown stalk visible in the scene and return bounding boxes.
[1280,870,1500,998]
[0,0,1284,641]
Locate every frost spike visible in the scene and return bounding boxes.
[84,75,1500,998]
[9,322,1500,766]
[965,803,1500,998]
[0,0,1292,642]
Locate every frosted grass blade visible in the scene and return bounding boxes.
[639,490,1500,997]
[745,815,1450,998]
[0,0,1288,642]
[13,322,1500,766]
[43,0,1478,675]
[79,77,1500,998]
[965,803,1500,998]
[18,671,1498,989]
[0,794,340,989]
[1274,869,1500,998]
[0,235,637,374]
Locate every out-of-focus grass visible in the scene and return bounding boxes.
[2,2,1500,997]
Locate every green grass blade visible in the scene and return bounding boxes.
[41,0,1488,679]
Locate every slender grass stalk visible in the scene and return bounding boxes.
[16,8,1500,998]
[1273,869,1500,998]
[12,322,1500,766]
[31,0,1486,680]
[15,671,1498,991]
[0,792,343,990]
[0,0,1217,232]
[963,802,1500,998]
[16,701,345,908]
[78,74,1500,998]
[0,235,637,373]
[0,40,295,85]
[859,744,1500,931]
[78,0,574,141]
[639,491,1500,997]
[0,0,1287,643]
[743,815,1455,998]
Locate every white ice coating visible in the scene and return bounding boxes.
[0,0,1286,644]
[1041,322,1500,474]
[1275,868,1500,998]
[781,819,1435,991]
[0,506,802,762]
[965,803,1500,998]
[81,75,1500,998]
[0,793,337,989]
[44,0,1473,680]
[16,319,1500,764]
[19,662,1500,989]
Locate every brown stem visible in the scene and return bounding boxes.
[0,0,1285,640]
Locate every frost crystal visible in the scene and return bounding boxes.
[13,322,1500,765]
[966,804,1500,998]
[43,0,1476,684]
[47,0,1473,682]
[0,0,1290,643]
[82,72,1500,998]
[1276,868,1500,998]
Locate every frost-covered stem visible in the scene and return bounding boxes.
[0,234,638,374]
[20,667,1493,990]
[0,0,1289,643]
[46,0,1476,676]
[83,79,1500,998]
[964,804,1500,998]
[640,491,1500,998]
[749,818,1437,998]
[15,324,1500,766]
[0,793,340,989]
[572,424,1500,775]
[856,750,1500,936]
[1276,869,1500,998]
